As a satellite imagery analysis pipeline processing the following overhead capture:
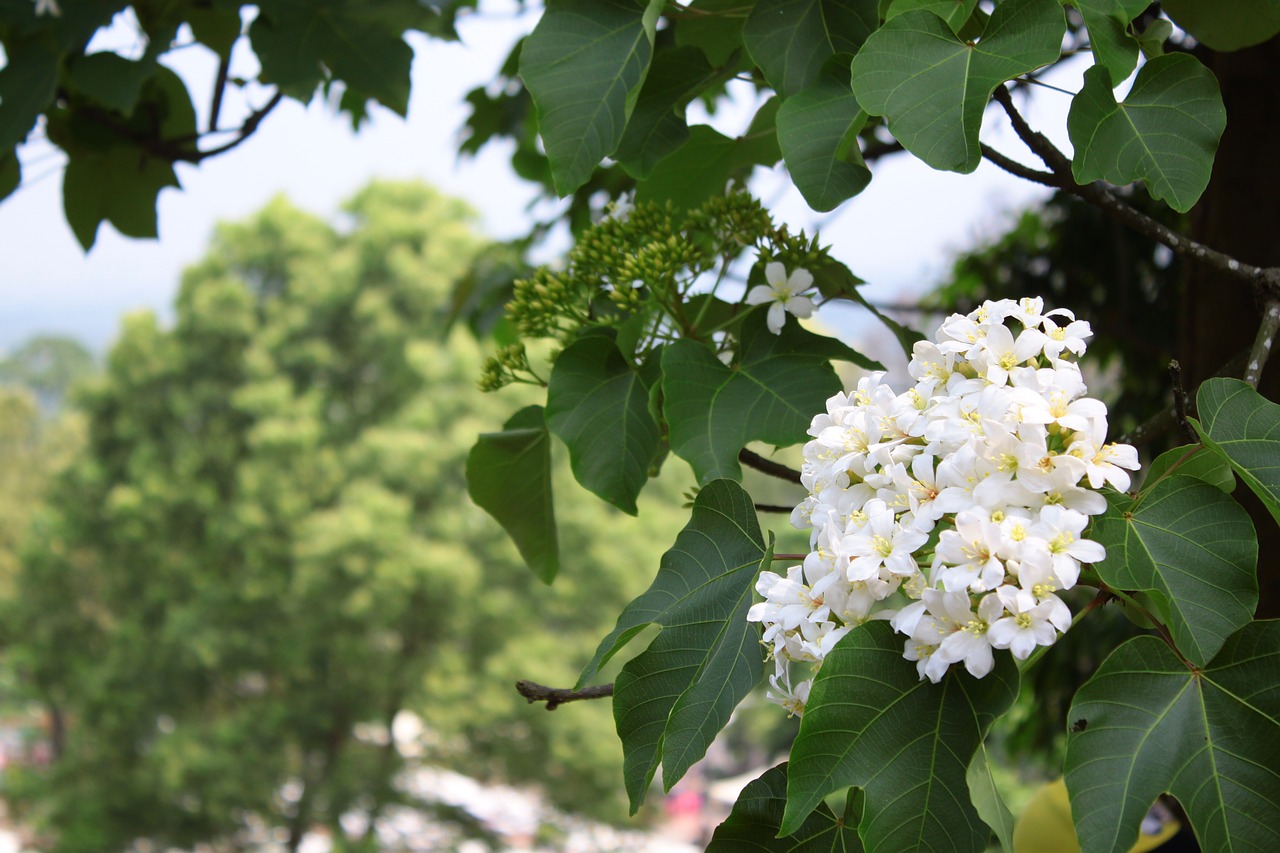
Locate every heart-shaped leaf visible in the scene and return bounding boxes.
[744,0,879,97]
[777,62,872,212]
[1073,0,1150,82]
[1064,622,1280,853]
[851,0,1065,173]
[1068,53,1226,213]
[1194,377,1280,526]
[1090,475,1257,667]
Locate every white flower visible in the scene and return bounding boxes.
[988,586,1061,659]
[746,262,816,334]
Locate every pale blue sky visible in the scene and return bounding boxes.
[0,2,1079,362]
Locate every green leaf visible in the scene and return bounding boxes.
[782,621,1020,848]
[1135,18,1173,60]
[675,0,750,67]
[466,405,560,583]
[1139,443,1235,495]
[250,0,425,114]
[1161,0,1280,51]
[0,149,18,203]
[62,145,180,251]
[63,53,157,115]
[967,741,1016,853]
[663,310,879,485]
[1064,622,1280,853]
[777,62,872,212]
[1090,475,1257,666]
[0,39,58,151]
[708,763,865,852]
[578,480,766,810]
[1067,53,1226,213]
[883,0,979,33]
[520,0,663,195]
[1194,377,1280,526]
[545,331,661,514]
[187,4,244,58]
[614,46,714,180]
[809,256,926,354]
[851,0,1065,173]
[636,118,781,211]
[743,0,879,97]
[1072,0,1149,82]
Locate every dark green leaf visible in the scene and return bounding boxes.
[1194,377,1280,526]
[883,0,979,33]
[663,310,879,484]
[578,480,767,810]
[744,0,879,97]
[708,763,864,852]
[777,62,872,212]
[636,118,781,211]
[1072,0,1149,82]
[1161,0,1280,51]
[1064,622,1280,853]
[0,39,58,150]
[187,4,244,58]
[62,145,180,251]
[64,53,157,115]
[614,46,714,180]
[1067,54,1226,213]
[545,332,661,514]
[466,405,560,583]
[675,0,750,67]
[782,621,1020,849]
[1091,476,1257,666]
[1135,19,1173,59]
[520,0,663,195]
[851,0,1065,173]
[0,149,18,202]
[1139,443,1235,495]
[250,0,425,113]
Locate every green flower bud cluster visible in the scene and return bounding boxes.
[478,343,533,392]
[507,268,577,338]
[757,227,827,275]
[686,190,774,251]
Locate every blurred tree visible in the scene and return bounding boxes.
[5,181,692,851]
[0,335,95,414]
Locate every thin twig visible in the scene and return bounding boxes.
[1169,361,1196,443]
[979,143,1057,188]
[208,55,230,134]
[739,448,802,485]
[1245,299,1280,388]
[755,503,794,514]
[515,680,613,711]
[988,85,1280,298]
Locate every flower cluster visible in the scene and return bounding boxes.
[748,298,1138,713]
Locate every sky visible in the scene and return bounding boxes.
[0,2,1081,363]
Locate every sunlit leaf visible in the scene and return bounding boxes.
[1067,54,1226,213]
[851,0,1065,173]
[466,405,560,583]
[1064,622,1280,853]
[782,621,1020,850]
[1091,475,1257,666]
[743,0,879,97]
[578,480,767,811]
[545,331,661,514]
[520,0,664,194]
[663,310,879,485]
[1194,377,1280,526]
[708,763,864,852]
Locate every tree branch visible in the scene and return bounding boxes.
[755,503,795,514]
[516,680,613,711]
[208,54,230,134]
[989,85,1280,299]
[1246,299,1280,388]
[739,448,802,485]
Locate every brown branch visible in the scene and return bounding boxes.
[989,85,1280,299]
[979,143,1058,188]
[739,448,802,485]
[1169,360,1196,443]
[516,680,613,711]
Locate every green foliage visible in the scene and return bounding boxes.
[1195,377,1280,526]
[776,62,871,212]
[1064,622,1280,853]
[742,0,878,97]
[1068,54,1227,213]
[707,763,864,852]
[578,479,767,810]
[1160,0,1280,51]
[782,622,1019,849]
[851,0,1065,173]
